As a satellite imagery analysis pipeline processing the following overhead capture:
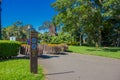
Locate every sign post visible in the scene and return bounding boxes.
[10,36,16,41]
[30,31,38,74]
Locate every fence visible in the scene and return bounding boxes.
[20,44,68,55]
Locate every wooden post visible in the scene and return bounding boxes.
[30,31,38,74]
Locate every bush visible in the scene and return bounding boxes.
[0,40,21,59]
[67,42,79,45]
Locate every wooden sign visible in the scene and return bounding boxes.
[30,31,38,74]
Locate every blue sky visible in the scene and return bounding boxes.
[1,0,56,30]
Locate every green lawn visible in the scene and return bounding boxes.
[0,59,45,80]
[68,46,120,59]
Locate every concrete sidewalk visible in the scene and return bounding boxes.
[38,53,120,80]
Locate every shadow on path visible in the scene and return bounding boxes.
[46,71,75,76]
[103,48,120,52]
[15,54,30,59]
[86,47,120,52]
[53,52,68,55]
[38,52,68,59]
[38,54,59,59]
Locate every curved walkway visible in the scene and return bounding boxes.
[38,53,120,80]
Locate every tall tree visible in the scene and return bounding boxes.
[52,0,120,47]
[39,21,57,36]
[52,0,84,45]
[2,21,34,40]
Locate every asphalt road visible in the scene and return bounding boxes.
[38,53,120,80]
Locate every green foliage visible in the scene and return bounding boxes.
[68,46,120,59]
[0,40,21,59]
[39,32,74,44]
[2,21,26,40]
[50,32,74,44]
[2,21,35,41]
[39,32,52,43]
[52,0,83,43]
[67,42,79,46]
[51,0,120,47]
[0,59,45,80]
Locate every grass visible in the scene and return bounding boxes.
[0,59,45,80]
[68,46,120,59]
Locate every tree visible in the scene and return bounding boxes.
[39,21,57,36]
[2,28,7,39]
[51,0,120,47]
[52,0,84,45]
[2,21,35,41]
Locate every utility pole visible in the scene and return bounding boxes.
[0,0,2,40]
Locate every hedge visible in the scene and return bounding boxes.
[0,40,21,59]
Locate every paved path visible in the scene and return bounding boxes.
[38,53,120,80]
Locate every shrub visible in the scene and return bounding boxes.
[0,40,21,59]
[67,42,79,45]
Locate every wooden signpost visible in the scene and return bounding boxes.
[30,31,38,74]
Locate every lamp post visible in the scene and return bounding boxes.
[27,25,31,45]
[28,25,30,38]
[0,0,2,40]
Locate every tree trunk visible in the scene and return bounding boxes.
[98,28,102,47]
[79,33,82,46]
[95,42,99,48]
